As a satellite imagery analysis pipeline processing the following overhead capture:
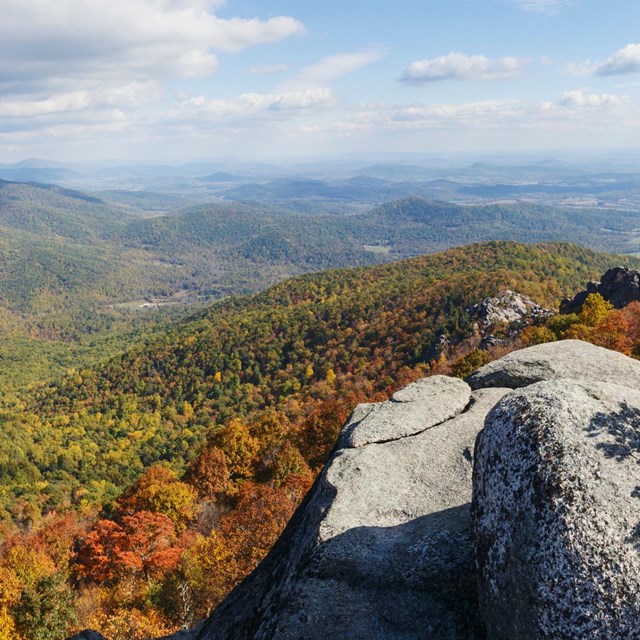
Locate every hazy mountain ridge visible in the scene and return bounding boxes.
[3,177,640,322]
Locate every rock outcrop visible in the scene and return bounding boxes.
[561,266,640,313]
[467,290,552,351]
[468,289,551,330]
[79,340,640,640]
[473,380,640,639]
[467,339,640,391]
[191,377,508,640]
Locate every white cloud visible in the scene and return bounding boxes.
[164,88,339,126]
[583,44,640,77]
[557,90,626,108]
[0,0,305,96]
[0,83,162,119]
[247,64,290,75]
[399,52,520,83]
[289,50,384,89]
[319,89,632,137]
[514,0,574,14]
[0,0,306,150]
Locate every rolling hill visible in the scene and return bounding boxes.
[2,182,640,399]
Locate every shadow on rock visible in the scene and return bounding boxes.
[195,504,483,640]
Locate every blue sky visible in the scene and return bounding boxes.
[1,0,640,161]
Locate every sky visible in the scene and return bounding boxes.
[1,0,640,162]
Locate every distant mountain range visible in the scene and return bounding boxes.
[2,178,640,326]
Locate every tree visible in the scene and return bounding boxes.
[0,606,20,640]
[208,419,260,480]
[76,520,127,584]
[14,572,76,640]
[176,531,240,620]
[117,465,198,532]
[296,398,351,470]
[268,442,312,487]
[118,512,182,581]
[450,349,491,379]
[184,446,231,502]
[579,293,613,327]
[220,482,299,576]
[519,325,556,346]
[77,512,187,585]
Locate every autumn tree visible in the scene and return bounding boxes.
[13,572,76,640]
[184,446,231,502]
[76,520,127,584]
[579,293,613,326]
[208,419,260,480]
[117,512,184,581]
[167,531,239,623]
[219,482,300,576]
[296,398,352,470]
[78,512,187,585]
[116,466,198,532]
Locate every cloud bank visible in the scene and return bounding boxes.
[0,0,305,96]
[399,52,520,83]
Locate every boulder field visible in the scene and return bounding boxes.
[72,340,640,640]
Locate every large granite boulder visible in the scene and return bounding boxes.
[467,339,640,391]
[189,380,508,640]
[473,379,640,639]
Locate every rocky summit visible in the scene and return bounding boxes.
[561,266,640,313]
[467,289,551,330]
[77,340,640,640]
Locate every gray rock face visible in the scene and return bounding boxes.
[468,289,551,329]
[473,379,640,639]
[189,384,508,640]
[467,339,640,390]
[341,375,471,448]
[67,633,108,640]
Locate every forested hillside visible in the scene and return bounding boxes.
[0,180,136,241]
[5,181,640,326]
[0,241,635,639]
[10,182,640,396]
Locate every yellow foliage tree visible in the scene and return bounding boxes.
[181,531,240,618]
[0,567,22,609]
[0,607,22,640]
[209,419,260,480]
[579,293,613,327]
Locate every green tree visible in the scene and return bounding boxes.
[14,573,76,640]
